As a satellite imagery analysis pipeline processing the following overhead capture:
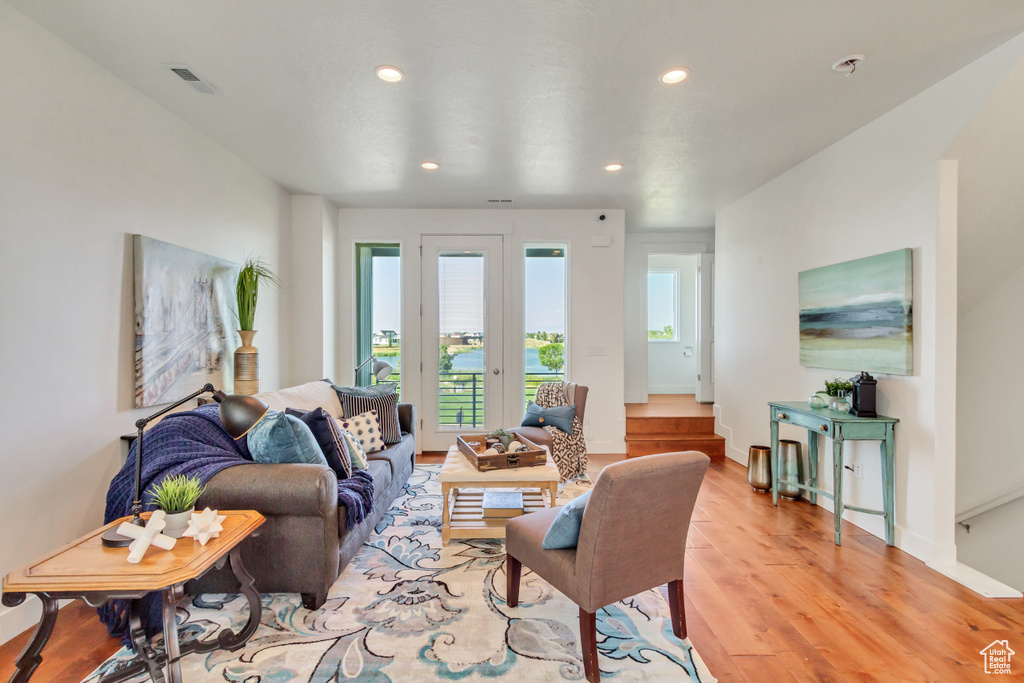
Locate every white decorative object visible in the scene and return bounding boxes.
[116,510,177,564]
[183,507,227,546]
[483,447,500,456]
[507,440,523,452]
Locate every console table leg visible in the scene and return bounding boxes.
[882,427,896,546]
[4,592,57,683]
[806,429,819,506]
[832,436,845,545]
[770,419,780,506]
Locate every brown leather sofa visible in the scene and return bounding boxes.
[188,380,416,609]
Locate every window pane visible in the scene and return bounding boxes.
[525,245,567,407]
[438,252,485,428]
[648,270,678,341]
[356,244,400,394]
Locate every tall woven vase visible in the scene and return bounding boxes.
[234,330,260,395]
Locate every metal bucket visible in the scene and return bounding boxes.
[747,445,772,492]
[777,439,804,499]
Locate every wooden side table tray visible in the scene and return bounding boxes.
[438,445,561,546]
[769,401,898,546]
[2,510,264,683]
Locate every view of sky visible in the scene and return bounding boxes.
[648,270,677,331]
[371,253,567,336]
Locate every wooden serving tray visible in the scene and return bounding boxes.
[457,433,548,472]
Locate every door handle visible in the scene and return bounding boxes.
[493,368,500,375]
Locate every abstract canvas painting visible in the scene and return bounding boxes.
[134,235,238,407]
[798,248,913,376]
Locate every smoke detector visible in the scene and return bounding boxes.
[163,64,220,94]
[831,54,865,76]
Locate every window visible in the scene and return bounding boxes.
[356,244,401,393]
[647,269,678,342]
[524,244,567,406]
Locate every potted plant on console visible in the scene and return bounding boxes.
[148,474,206,539]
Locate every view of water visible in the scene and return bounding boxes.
[451,347,552,373]
[382,346,553,374]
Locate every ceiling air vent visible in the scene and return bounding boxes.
[486,199,514,203]
[163,64,220,94]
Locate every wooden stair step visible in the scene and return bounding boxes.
[625,436,726,459]
[625,416,716,436]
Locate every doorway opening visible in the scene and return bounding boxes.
[647,254,701,397]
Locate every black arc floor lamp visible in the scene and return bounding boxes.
[101,383,269,547]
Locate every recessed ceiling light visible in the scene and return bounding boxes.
[831,54,865,76]
[604,163,623,172]
[376,65,404,83]
[421,161,439,170]
[660,68,688,84]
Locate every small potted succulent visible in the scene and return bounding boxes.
[488,428,515,450]
[148,474,205,539]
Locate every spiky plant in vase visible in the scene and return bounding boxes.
[234,256,280,395]
[148,474,206,539]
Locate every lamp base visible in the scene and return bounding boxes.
[101,518,142,547]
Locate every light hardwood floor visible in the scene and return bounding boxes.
[3,454,1022,681]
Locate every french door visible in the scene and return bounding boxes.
[420,236,505,451]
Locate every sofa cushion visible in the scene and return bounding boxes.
[366,460,393,502]
[285,407,352,480]
[256,380,344,420]
[333,384,402,444]
[339,411,384,454]
[338,429,369,470]
[247,411,328,466]
[366,433,415,478]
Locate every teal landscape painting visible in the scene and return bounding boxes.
[798,249,912,375]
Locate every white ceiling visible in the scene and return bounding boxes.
[10,1,1024,229]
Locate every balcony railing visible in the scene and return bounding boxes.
[437,371,564,428]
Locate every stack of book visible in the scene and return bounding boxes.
[481,491,524,518]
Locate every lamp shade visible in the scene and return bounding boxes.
[371,359,394,381]
[213,390,269,439]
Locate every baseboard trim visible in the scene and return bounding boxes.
[712,403,747,464]
[926,561,1023,599]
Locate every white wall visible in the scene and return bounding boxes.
[647,255,700,394]
[289,195,340,385]
[714,33,1024,565]
[624,229,714,404]
[949,53,1024,589]
[335,209,626,453]
[0,4,289,643]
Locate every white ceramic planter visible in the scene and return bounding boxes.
[162,508,194,539]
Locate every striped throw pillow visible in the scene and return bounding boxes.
[332,384,402,444]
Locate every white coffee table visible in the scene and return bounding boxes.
[439,445,561,546]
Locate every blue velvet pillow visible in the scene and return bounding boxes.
[247,410,328,466]
[522,402,575,434]
[541,490,591,550]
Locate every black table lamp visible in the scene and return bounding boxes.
[101,383,269,547]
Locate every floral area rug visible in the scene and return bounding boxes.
[84,464,715,682]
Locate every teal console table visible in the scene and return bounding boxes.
[769,402,898,546]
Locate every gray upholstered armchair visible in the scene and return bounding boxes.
[504,451,710,683]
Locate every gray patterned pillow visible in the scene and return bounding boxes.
[332,384,402,444]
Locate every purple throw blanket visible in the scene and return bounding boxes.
[99,404,375,645]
